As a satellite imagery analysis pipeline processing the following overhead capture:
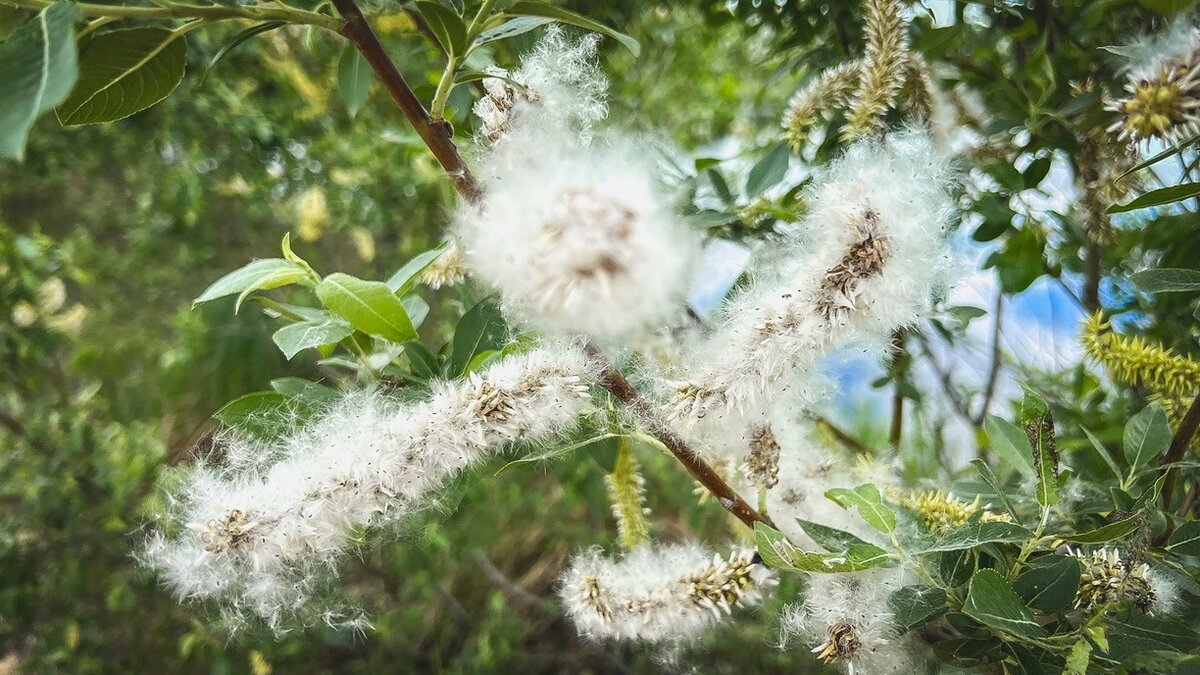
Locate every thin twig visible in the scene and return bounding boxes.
[327,0,772,533]
[888,329,906,448]
[974,290,1004,426]
[1160,393,1200,511]
[473,550,547,610]
[1178,482,1199,518]
[811,414,875,457]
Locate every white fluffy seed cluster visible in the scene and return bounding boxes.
[460,29,699,339]
[780,568,919,674]
[560,543,776,643]
[666,131,956,458]
[142,344,599,631]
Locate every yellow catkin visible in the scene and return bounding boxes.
[1081,312,1200,429]
[844,0,910,140]
[605,439,650,550]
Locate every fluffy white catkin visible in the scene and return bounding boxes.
[142,344,599,631]
[667,131,956,457]
[560,543,776,644]
[781,568,920,674]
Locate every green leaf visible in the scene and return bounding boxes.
[912,521,1033,554]
[1022,156,1052,189]
[213,392,293,441]
[503,2,640,56]
[970,459,1019,521]
[1108,182,1200,213]
[403,340,440,379]
[316,273,416,343]
[269,377,338,405]
[753,523,890,573]
[888,585,948,632]
[1013,554,1081,613]
[474,16,552,45]
[1131,268,1200,294]
[1123,403,1171,469]
[194,259,305,306]
[1066,639,1091,675]
[271,318,354,360]
[198,21,283,86]
[795,519,875,553]
[415,1,467,57]
[1022,397,1059,508]
[1081,426,1124,481]
[449,298,507,376]
[56,27,186,126]
[337,43,371,118]
[1105,613,1200,660]
[1058,517,1138,544]
[825,483,896,534]
[386,245,448,294]
[744,143,790,197]
[984,415,1036,477]
[401,294,430,328]
[962,569,1046,638]
[1167,520,1200,555]
[0,1,78,160]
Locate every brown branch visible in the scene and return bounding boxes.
[1179,482,1199,518]
[973,290,1004,426]
[888,329,906,448]
[811,414,875,457]
[585,342,775,531]
[331,0,483,204]
[1160,393,1200,511]
[328,0,772,533]
[1082,240,1101,313]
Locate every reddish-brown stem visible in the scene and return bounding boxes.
[328,0,773,532]
[585,343,775,531]
[331,0,483,204]
[1160,393,1200,511]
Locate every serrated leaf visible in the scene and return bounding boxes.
[474,16,552,45]
[1124,403,1171,468]
[194,259,303,306]
[272,318,354,359]
[337,43,371,118]
[316,273,416,343]
[1108,182,1200,213]
[1058,517,1138,544]
[825,484,896,534]
[1013,554,1081,613]
[984,415,1036,477]
[962,569,1047,638]
[0,0,78,160]
[56,27,186,125]
[1065,639,1091,675]
[415,1,467,56]
[889,585,948,632]
[796,518,875,553]
[449,298,507,376]
[744,142,790,197]
[912,521,1033,554]
[1167,520,1200,555]
[503,2,640,56]
[1131,268,1200,294]
[753,523,890,573]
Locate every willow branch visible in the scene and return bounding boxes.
[1160,393,1200,511]
[585,344,775,530]
[327,0,772,532]
[331,0,483,204]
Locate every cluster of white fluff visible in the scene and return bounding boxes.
[665,131,956,460]
[459,29,699,339]
[780,568,920,674]
[142,344,599,631]
[472,26,608,145]
[559,543,776,644]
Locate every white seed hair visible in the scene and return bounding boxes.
[780,568,920,674]
[559,543,776,644]
[666,130,957,451]
[141,343,599,632]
